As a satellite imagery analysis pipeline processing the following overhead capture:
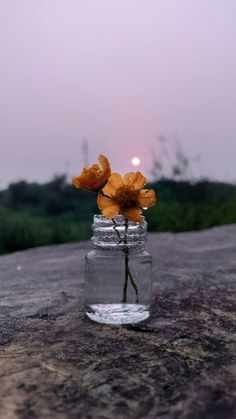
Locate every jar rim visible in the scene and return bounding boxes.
[93,214,146,227]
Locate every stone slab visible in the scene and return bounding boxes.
[0,225,236,419]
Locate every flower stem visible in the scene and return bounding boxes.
[128,267,139,303]
[122,245,129,303]
[121,219,129,303]
[113,218,139,304]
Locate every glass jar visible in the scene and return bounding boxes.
[85,215,152,325]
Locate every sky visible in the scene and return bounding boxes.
[0,0,236,188]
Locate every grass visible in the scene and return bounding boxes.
[0,207,91,254]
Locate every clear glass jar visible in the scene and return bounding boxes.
[85,215,152,325]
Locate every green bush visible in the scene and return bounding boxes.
[0,207,91,254]
[0,207,50,253]
[0,178,236,254]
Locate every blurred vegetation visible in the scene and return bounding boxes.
[0,174,236,254]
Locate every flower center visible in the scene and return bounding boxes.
[115,185,139,208]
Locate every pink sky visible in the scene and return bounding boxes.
[0,0,236,188]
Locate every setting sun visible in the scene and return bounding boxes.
[131,156,141,167]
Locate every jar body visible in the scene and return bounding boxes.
[85,215,152,325]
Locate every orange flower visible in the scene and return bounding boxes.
[72,155,111,191]
[97,171,156,222]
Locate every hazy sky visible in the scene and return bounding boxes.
[1,0,236,188]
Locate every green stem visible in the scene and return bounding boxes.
[112,218,139,304]
[121,219,129,303]
[122,246,129,303]
[128,267,139,303]
[112,218,121,242]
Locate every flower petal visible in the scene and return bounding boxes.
[98,155,111,177]
[123,172,146,190]
[72,176,81,189]
[137,189,156,208]
[102,172,123,197]
[97,194,120,219]
[72,155,111,191]
[120,207,143,222]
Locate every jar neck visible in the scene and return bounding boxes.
[92,215,147,251]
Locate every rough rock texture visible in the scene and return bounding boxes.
[0,225,236,419]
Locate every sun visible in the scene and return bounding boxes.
[131,156,141,167]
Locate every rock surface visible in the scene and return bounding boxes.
[0,225,236,419]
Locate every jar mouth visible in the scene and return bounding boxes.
[92,214,147,249]
[93,214,146,227]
